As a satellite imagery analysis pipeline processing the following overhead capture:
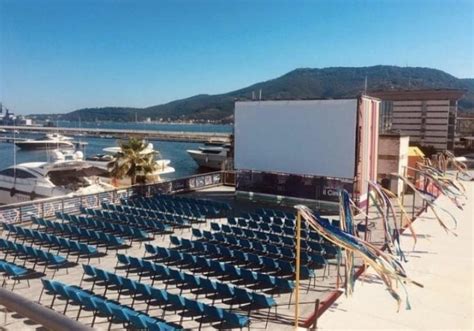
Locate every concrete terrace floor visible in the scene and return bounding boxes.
[318,178,474,331]
[0,186,350,330]
[0,185,426,330]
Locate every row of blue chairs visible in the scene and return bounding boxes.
[189,230,329,265]
[0,260,30,289]
[100,203,191,228]
[153,193,231,210]
[32,217,125,251]
[3,223,98,262]
[121,199,210,221]
[228,217,316,238]
[115,254,276,315]
[228,217,338,245]
[210,223,336,258]
[40,278,178,330]
[144,244,295,295]
[170,236,321,280]
[244,211,340,229]
[81,206,172,234]
[56,212,151,241]
[254,208,295,220]
[137,194,228,215]
[0,239,67,276]
[236,214,306,229]
[82,265,249,329]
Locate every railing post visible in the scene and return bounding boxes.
[412,172,417,220]
[364,182,370,241]
[61,198,64,214]
[312,299,320,329]
[19,206,22,224]
[294,210,302,329]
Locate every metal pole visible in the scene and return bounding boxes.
[364,183,370,241]
[294,210,302,329]
[412,172,417,220]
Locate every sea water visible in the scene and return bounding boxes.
[0,122,232,180]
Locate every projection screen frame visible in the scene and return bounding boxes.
[234,99,359,180]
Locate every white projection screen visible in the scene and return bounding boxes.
[235,99,358,179]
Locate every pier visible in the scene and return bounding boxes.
[0,125,232,143]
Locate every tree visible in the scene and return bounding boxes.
[108,138,159,186]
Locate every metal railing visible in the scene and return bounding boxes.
[0,171,233,225]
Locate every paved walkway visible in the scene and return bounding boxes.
[318,179,473,330]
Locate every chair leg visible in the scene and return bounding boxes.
[91,311,98,328]
[76,306,83,320]
[265,307,271,329]
[50,294,57,309]
[63,299,70,315]
[38,287,46,303]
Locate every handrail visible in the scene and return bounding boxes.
[0,171,234,224]
[0,171,225,210]
[0,287,93,331]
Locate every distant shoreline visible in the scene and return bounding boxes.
[57,120,233,126]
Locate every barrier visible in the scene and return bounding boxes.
[0,171,229,225]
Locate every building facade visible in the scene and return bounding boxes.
[377,133,409,196]
[371,90,465,150]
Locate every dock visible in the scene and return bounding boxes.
[0,125,232,143]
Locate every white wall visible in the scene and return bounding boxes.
[235,100,358,179]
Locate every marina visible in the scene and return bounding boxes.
[0,125,232,143]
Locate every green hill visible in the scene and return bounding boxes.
[52,65,474,122]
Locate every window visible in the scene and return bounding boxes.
[0,168,36,179]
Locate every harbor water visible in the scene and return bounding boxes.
[0,122,233,180]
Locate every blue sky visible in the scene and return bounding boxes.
[0,0,473,114]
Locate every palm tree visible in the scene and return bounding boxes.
[108,138,159,186]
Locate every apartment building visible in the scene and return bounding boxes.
[371,89,465,150]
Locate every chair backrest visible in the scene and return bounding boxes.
[168,293,185,309]
[136,282,152,297]
[144,244,158,255]
[150,287,167,302]
[184,298,204,314]
[203,304,224,320]
[122,277,137,291]
[82,264,96,277]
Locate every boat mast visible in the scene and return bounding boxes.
[13,117,17,181]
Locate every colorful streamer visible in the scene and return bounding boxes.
[296,205,423,311]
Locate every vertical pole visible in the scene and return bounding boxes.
[364,183,370,241]
[400,166,407,229]
[312,299,320,329]
[294,210,301,329]
[412,172,417,220]
[401,166,407,205]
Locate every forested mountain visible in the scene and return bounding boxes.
[38,66,474,123]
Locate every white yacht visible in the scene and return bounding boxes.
[15,133,75,150]
[0,150,113,205]
[86,142,175,187]
[187,140,231,170]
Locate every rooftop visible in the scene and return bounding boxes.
[318,176,473,330]
[0,171,469,330]
[369,89,466,101]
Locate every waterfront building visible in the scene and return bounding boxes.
[370,89,465,150]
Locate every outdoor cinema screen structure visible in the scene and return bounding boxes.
[234,99,358,179]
